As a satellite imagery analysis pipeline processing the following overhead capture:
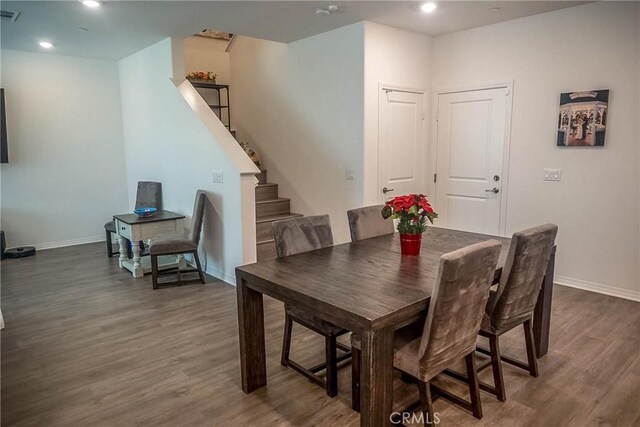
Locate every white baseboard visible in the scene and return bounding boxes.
[204,266,236,286]
[185,258,235,286]
[33,235,106,251]
[555,275,640,302]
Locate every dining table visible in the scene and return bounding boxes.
[235,226,555,426]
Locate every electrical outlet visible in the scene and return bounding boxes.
[543,168,561,181]
[345,169,355,181]
[212,171,224,183]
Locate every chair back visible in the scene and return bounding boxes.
[488,224,557,331]
[347,205,395,242]
[272,215,333,258]
[135,181,163,210]
[418,240,502,377]
[188,190,207,244]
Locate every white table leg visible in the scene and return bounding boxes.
[118,235,128,268]
[177,253,187,270]
[131,241,144,278]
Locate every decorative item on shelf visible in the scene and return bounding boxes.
[133,207,157,218]
[381,194,438,256]
[186,71,218,84]
[237,140,261,167]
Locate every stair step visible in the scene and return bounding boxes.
[256,239,277,261]
[256,213,303,242]
[255,183,278,202]
[256,198,290,218]
[256,170,267,185]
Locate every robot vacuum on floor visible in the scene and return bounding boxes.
[4,247,36,258]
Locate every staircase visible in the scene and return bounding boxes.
[255,170,302,261]
[190,83,298,261]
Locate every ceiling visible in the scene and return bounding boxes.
[0,1,587,60]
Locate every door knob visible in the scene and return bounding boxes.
[382,187,394,194]
[485,187,500,194]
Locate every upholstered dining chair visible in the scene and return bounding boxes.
[148,190,206,290]
[272,215,351,397]
[347,205,395,242]
[104,181,163,257]
[351,240,502,422]
[471,224,558,402]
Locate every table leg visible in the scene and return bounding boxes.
[117,235,128,268]
[236,276,266,393]
[360,326,394,427]
[533,247,555,358]
[131,241,144,278]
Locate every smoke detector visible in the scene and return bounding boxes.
[315,5,339,16]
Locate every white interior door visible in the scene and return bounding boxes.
[434,87,509,235]
[378,88,425,202]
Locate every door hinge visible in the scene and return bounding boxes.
[433,173,437,183]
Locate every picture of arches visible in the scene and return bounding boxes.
[557,89,609,147]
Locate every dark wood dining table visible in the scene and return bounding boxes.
[235,227,555,426]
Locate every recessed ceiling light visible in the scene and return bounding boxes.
[421,2,437,13]
[81,0,101,8]
[38,41,53,49]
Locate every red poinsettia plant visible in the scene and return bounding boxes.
[381,194,438,235]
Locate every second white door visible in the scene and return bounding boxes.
[434,87,509,235]
[378,88,425,202]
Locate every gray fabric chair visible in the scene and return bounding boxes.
[148,190,206,290]
[347,205,395,242]
[104,181,163,257]
[351,240,502,422]
[272,214,334,257]
[474,224,558,401]
[272,215,350,397]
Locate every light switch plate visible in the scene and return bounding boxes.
[543,168,561,181]
[212,171,224,183]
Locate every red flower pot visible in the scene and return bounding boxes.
[400,233,422,256]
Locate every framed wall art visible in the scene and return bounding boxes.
[557,89,609,147]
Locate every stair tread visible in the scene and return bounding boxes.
[256,183,277,188]
[257,238,275,245]
[255,197,290,205]
[256,212,303,223]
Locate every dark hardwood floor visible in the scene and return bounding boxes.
[1,243,639,426]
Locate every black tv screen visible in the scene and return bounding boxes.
[1,88,7,163]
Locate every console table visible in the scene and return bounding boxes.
[113,210,186,278]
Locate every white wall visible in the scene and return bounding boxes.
[230,23,365,243]
[431,2,640,299]
[0,49,128,249]
[184,36,231,84]
[119,38,258,284]
[363,22,432,205]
